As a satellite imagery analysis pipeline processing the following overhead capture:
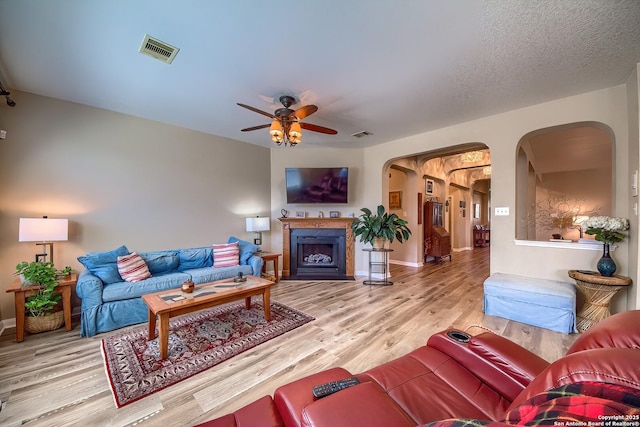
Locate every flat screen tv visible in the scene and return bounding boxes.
[286,167,349,204]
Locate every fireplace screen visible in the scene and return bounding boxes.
[290,228,347,279]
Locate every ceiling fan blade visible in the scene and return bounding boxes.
[237,103,276,119]
[300,122,338,135]
[291,104,318,120]
[241,124,271,132]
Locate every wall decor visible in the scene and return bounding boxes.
[295,211,306,218]
[426,179,434,195]
[389,191,402,209]
[329,211,340,218]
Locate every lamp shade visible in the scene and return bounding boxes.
[246,217,270,232]
[19,218,68,242]
[269,120,282,135]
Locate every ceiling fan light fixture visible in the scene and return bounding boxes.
[269,120,282,136]
[289,122,302,139]
[238,96,336,147]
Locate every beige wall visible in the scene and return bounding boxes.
[0,91,271,320]
[627,64,640,310]
[268,147,367,272]
[359,84,638,311]
[2,66,639,322]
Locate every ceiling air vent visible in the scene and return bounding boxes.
[139,34,179,64]
[352,131,373,138]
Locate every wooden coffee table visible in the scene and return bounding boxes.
[142,275,275,359]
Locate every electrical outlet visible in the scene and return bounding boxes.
[495,207,509,216]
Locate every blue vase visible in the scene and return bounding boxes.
[597,243,616,277]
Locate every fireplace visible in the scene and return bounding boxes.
[279,218,355,280]
[291,229,346,278]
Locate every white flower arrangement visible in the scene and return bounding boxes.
[583,216,629,244]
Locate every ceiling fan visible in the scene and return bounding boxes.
[237,95,337,147]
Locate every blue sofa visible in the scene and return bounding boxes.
[76,237,264,337]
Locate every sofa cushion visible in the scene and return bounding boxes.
[101,272,191,302]
[78,245,129,284]
[301,382,416,427]
[117,252,151,282]
[213,242,239,267]
[178,247,213,270]
[361,345,510,422]
[139,250,179,274]
[274,367,353,427]
[228,236,259,265]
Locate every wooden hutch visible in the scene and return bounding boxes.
[423,201,451,263]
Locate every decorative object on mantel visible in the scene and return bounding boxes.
[281,209,289,218]
[584,216,629,277]
[351,205,411,249]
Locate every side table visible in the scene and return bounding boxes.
[258,252,281,283]
[567,270,631,332]
[6,273,77,342]
[363,248,393,286]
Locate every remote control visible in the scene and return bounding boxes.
[311,377,360,398]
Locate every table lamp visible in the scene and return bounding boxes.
[19,216,68,264]
[246,216,270,246]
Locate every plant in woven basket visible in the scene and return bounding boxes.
[15,261,62,318]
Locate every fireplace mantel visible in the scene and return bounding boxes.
[279,217,355,279]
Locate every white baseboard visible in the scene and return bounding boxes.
[0,318,16,337]
[389,259,422,268]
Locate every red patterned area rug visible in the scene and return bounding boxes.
[101,300,314,408]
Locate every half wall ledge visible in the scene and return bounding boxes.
[514,240,611,251]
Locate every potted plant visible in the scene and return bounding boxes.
[15,261,67,333]
[351,204,412,249]
[583,216,630,276]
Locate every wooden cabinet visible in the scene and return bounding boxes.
[423,201,452,262]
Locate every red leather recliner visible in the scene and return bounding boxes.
[196,310,640,427]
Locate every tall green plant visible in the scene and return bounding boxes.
[351,204,411,245]
[15,261,62,317]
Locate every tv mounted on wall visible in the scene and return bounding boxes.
[286,167,349,204]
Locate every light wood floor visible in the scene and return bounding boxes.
[0,247,577,427]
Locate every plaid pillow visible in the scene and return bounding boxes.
[117,252,151,282]
[212,242,239,268]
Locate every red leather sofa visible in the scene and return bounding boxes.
[196,310,640,426]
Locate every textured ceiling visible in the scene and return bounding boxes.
[0,1,639,149]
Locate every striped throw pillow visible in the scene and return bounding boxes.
[212,242,239,268]
[117,252,151,282]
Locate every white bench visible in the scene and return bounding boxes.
[483,272,577,334]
